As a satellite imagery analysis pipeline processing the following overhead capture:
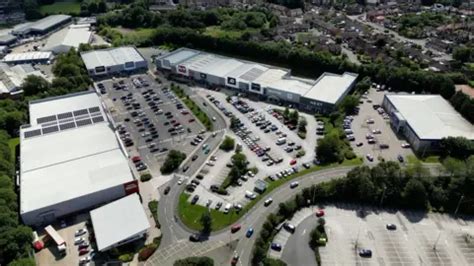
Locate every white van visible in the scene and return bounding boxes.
[223,203,232,214]
[276,137,286,145]
[245,190,256,200]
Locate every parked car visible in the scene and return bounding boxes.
[271,243,282,251]
[191,195,199,204]
[315,209,325,217]
[283,223,296,233]
[164,186,171,195]
[359,249,372,257]
[397,155,404,163]
[189,234,200,242]
[231,253,239,265]
[386,224,397,230]
[74,237,85,245]
[74,228,88,237]
[78,248,89,256]
[366,154,374,162]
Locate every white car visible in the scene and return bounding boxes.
[75,228,88,237]
[372,129,381,134]
[212,116,216,121]
[366,119,374,124]
[290,181,299,189]
[74,237,85,245]
[177,178,184,185]
[401,143,411,148]
[366,154,374,162]
[79,256,91,264]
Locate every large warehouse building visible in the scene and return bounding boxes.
[11,15,72,37]
[156,48,358,113]
[80,46,147,77]
[43,24,92,54]
[0,63,46,96]
[2,51,53,65]
[19,91,137,226]
[383,94,474,153]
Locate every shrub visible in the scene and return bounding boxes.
[118,253,134,262]
[219,136,235,151]
[140,173,152,182]
[344,150,356,160]
[138,243,158,261]
[297,131,306,139]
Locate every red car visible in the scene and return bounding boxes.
[78,248,89,255]
[189,118,195,123]
[131,156,141,163]
[231,224,241,233]
[315,209,325,217]
[181,110,189,115]
[289,159,297,165]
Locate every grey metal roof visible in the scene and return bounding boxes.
[386,94,474,140]
[80,47,146,70]
[0,34,17,44]
[90,194,150,251]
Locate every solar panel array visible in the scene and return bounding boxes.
[24,106,106,139]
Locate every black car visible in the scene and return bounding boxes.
[191,195,199,204]
[359,249,372,258]
[164,186,171,195]
[192,154,198,161]
[210,185,219,192]
[182,166,189,172]
[186,184,196,192]
[189,234,200,242]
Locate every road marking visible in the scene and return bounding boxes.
[301,229,306,236]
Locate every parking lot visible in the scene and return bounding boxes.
[35,215,94,266]
[350,87,414,164]
[289,204,474,266]
[98,74,206,177]
[184,87,320,211]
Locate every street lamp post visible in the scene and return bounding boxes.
[454,194,465,217]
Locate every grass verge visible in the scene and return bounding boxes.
[170,84,213,131]
[178,158,362,231]
[148,200,160,228]
[8,137,18,162]
[39,1,81,15]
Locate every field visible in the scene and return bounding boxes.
[204,26,258,39]
[39,1,81,15]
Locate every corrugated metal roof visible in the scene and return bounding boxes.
[3,51,53,62]
[81,47,145,70]
[303,72,357,104]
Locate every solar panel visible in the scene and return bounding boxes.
[37,115,57,124]
[73,109,88,116]
[92,116,105,123]
[88,106,100,113]
[76,119,92,127]
[59,122,76,131]
[57,112,73,119]
[42,121,58,127]
[24,129,42,138]
[42,126,59,134]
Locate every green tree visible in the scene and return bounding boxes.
[0,225,33,264]
[453,46,473,63]
[160,150,186,174]
[440,137,474,160]
[21,75,50,96]
[316,132,343,163]
[8,258,36,266]
[228,152,247,185]
[200,210,212,234]
[219,136,235,151]
[339,95,359,115]
[402,178,427,209]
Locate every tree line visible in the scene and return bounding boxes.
[0,131,34,265]
[252,159,474,264]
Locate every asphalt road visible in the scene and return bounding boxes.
[281,213,318,266]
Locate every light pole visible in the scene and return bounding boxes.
[454,194,465,217]
[433,232,442,250]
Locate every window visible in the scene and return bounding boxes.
[95,66,105,73]
[124,61,135,69]
[250,83,261,92]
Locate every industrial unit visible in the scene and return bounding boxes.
[383,94,474,153]
[156,48,358,113]
[90,193,150,252]
[43,24,93,54]
[11,15,72,37]
[80,46,148,77]
[0,63,46,96]
[19,91,137,226]
[2,51,53,65]
[0,34,17,46]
